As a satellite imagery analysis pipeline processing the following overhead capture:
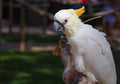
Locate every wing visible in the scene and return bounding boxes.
[80,25,116,84]
[89,27,116,73]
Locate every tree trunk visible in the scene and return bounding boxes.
[0,0,3,48]
[19,4,25,52]
[9,0,13,33]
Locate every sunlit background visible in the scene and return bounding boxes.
[0,0,120,84]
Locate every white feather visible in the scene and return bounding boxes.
[68,24,116,84]
[54,9,117,84]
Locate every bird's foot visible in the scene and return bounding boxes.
[78,77,98,84]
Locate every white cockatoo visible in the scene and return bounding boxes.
[53,6,117,84]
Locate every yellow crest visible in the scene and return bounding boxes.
[75,6,85,17]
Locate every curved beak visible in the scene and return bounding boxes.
[53,21,64,32]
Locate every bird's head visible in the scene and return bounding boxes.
[53,6,85,34]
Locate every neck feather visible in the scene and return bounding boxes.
[64,20,84,37]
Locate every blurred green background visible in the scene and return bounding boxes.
[1,50,64,84]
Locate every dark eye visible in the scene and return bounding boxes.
[64,19,68,23]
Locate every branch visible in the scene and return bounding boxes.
[92,7,120,16]
[15,0,54,20]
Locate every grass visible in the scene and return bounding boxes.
[0,50,120,84]
[1,33,60,43]
[0,50,64,84]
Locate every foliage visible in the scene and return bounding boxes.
[1,33,60,43]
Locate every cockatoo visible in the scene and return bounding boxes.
[53,6,117,84]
